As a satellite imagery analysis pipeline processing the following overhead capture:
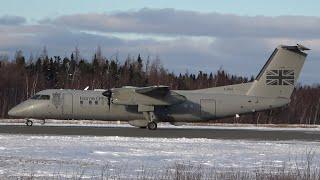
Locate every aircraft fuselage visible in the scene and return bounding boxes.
[8,89,289,122]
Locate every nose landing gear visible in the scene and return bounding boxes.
[25,119,33,127]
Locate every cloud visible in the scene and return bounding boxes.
[0,15,26,25]
[43,8,320,39]
[0,9,319,84]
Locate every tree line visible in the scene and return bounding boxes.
[0,47,319,124]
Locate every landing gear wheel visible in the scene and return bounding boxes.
[147,121,157,130]
[26,120,33,127]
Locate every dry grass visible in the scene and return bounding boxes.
[2,153,319,180]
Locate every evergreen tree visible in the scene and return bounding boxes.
[15,50,25,67]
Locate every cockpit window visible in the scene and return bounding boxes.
[31,94,50,100]
[31,95,40,99]
[39,95,50,100]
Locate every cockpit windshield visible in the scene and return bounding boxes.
[31,94,50,100]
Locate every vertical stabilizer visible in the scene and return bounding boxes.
[247,44,309,98]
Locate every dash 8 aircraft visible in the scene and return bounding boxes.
[8,44,310,130]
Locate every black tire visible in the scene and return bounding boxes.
[26,120,33,127]
[147,122,157,130]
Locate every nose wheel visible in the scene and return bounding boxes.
[25,119,33,127]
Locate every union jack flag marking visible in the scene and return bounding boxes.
[266,70,294,85]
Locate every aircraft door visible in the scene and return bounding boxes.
[200,99,216,118]
[62,93,73,119]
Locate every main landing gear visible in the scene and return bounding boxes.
[147,121,157,130]
[143,111,158,130]
[25,119,33,127]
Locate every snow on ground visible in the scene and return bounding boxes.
[0,134,319,178]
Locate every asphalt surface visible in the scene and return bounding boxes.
[0,125,320,141]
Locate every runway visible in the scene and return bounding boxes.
[0,124,319,141]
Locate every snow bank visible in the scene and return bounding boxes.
[0,134,319,178]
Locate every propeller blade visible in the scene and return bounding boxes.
[102,89,112,111]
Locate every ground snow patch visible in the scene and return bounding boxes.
[0,134,319,178]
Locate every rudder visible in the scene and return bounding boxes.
[247,44,309,98]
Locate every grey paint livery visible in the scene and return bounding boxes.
[8,45,309,130]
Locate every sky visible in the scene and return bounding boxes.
[0,0,319,84]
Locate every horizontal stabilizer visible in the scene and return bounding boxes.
[282,44,310,52]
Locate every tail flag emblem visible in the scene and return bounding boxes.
[266,70,294,85]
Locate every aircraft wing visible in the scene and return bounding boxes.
[111,85,186,106]
[135,86,170,97]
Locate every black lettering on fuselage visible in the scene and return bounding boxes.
[79,96,107,105]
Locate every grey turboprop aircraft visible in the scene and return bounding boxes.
[8,44,310,130]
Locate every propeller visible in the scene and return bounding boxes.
[102,89,112,111]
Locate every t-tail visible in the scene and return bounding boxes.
[247,44,310,99]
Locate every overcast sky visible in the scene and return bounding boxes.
[0,0,319,84]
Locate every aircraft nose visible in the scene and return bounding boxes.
[8,108,18,117]
[8,103,34,117]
